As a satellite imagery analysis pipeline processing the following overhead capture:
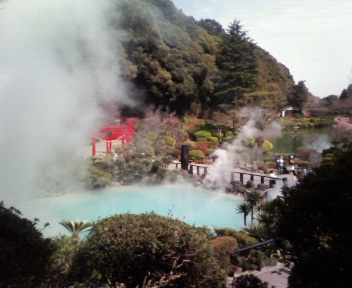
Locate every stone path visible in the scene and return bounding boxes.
[227,262,291,288]
[254,264,290,288]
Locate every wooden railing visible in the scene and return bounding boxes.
[174,162,286,188]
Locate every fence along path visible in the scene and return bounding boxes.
[173,162,287,188]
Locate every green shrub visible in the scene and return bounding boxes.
[0,203,53,287]
[189,149,205,160]
[214,228,258,248]
[195,137,208,143]
[91,155,115,174]
[161,155,173,166]
[146,160,169,184]
[183,117,205,136]
[184,140,198,148]
[85,165,113,189]
[47,235,81,287]
[85,156,177,188]
[183,116,205,126]
[210,136,220,144]
[279,116,334,128]
[212,236,238,275]
[71,213,226,287]
[194,130,213,140]
[262,140,274,153]
[248,139,273,153]
[239,249,265,272]
[114,158,152,184]
[201,122,217,131]
[175,129,189,142]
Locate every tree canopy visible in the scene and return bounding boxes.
[261,146,352,287]
[114,0,296,116]
[213,20,258,110]
[288,81,309,112]
[0,202,53,287]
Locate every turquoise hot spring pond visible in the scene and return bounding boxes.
[22,185,245,237]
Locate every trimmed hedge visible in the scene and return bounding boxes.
[71,213,227,287]
[189,149,205,160]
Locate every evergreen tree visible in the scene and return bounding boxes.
[288,81,309,112]
[340,84,352,100]
[213,20,258,110]
[339,88,348,100]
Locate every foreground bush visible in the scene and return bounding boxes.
[46,235,81,287]
[71,212,227,287]
[212,236,238,275]
[261,146,352,287]
[214,228,258,248]
[0,202,53,287]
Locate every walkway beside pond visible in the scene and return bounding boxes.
[171,161,296,190]
[227,262,291,288]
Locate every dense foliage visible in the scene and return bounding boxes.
[287,81,309,112]
[214,228,258,248]
[47,235,82,287]
[278,116,334,128]
[0,202,53,287]
[212,236,239,275]
[115,0,296,116]
[260,146,352,287]
[213,20,258,109]
[70,212,227,287]
[84,154,180,189]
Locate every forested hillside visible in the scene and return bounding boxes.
[113,0,296,116]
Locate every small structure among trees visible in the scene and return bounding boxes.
[92,117,139,156]
[280,105,300,117]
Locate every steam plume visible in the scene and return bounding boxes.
[204,107,283,188]
[0,0,129,204]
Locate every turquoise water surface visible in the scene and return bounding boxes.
[24,185,244,237]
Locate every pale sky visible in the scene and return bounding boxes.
[173,0,352,98]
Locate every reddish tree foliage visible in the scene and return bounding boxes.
[332,117,352,134]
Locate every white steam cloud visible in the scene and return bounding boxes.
[205,107,283,188]
[0,0,129,205]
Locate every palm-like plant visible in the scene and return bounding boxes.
[59,220,92,239]
[236,203,250,226]
[245,190,265,226]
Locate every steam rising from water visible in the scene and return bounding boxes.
[205,107,283,187]
[0,0,129,204]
